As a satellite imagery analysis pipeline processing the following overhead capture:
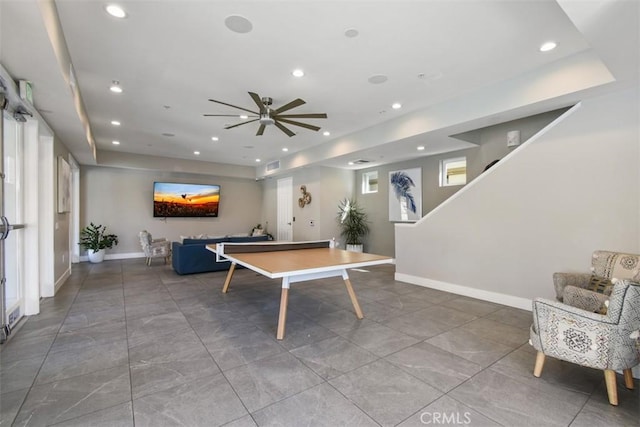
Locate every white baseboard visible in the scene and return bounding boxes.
[79,252,145,262]
[395,272,532,311]
[55,267,71,294]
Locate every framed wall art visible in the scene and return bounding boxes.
[57,156,71,213]
[389,167,422,222]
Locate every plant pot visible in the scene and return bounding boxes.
[346,244,363,253]
[88,249,105,263]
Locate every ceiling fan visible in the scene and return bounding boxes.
[204,92,327,137]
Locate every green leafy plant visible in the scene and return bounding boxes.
[79,223,119,253]
[337,198,370,245]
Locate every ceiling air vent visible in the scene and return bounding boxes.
[266,160,280,171]
[352,159,371,165]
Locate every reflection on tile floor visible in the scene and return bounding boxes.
[1,260,637,426]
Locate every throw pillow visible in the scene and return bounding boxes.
[587,275,614,295]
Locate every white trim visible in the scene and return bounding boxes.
[68,155,80,263]
[55,267,71,294]
[394,272,532,311]
[38,134,55,298]
[78,251,145,262]
[23,119,40,314]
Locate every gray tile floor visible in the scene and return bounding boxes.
[1,260,638,426]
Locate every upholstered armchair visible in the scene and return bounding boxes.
[139,230,171,266]
[553,250,640,302]
[530,279,640,405]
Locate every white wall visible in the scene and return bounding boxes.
[81,166,263,256]
[261,166,354,244]
[395,87,639,309]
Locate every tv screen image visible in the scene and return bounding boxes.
[153,182,220,218]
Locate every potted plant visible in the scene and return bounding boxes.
[79,222,119,263]
[337,198,370,252]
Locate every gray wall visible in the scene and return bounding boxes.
[80,166,263,255]
[261,166,355,245]
[356,109,567,257]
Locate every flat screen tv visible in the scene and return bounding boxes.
[153,182,220,218]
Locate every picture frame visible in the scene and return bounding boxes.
[57,156,71,213]
[389,167,422,222]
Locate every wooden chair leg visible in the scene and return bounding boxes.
[623,369,634,390]
[604,369,619,406]
[533,352,545,377]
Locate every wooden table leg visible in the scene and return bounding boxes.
[343,276,364,319]
[222,262,237,293]
[276,287,289,340]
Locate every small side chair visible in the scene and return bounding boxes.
[530,279,640,405]
[139,230,171,266]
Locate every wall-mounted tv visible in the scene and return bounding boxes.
[153,182,220,218]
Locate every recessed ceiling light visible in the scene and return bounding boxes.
[344,28,359,38]
[368,74,388,84]
[109,80,122,93]
[255,158,261,162]
[323,131,331,136]
[282,147,289,152]
[417,145,425,151]
[348,161,354,166]
[225,15,253,33]
[105,4,126,18]
[110,120,121,126]
[292,69,304,78]
[240,115,248,119]
[211,136,219,141]
[194,151,200,155]
[112,140,120,145]
[392,103,402,109]
[539,41,557,52]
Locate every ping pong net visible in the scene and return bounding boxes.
[214,239,336,261]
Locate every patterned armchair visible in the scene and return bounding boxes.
[530,279,640,405]
[553,250,640,301]
[139,230,171,266]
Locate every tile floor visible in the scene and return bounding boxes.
[0,260,637,426]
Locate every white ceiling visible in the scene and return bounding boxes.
[0,1,632,175]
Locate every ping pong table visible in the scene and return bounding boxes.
[207,240,394,340]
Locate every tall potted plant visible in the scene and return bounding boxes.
[337,198,370,252]
[79,223,119,263]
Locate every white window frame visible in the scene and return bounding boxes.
[440,157,467,187]
[362,171,378,194]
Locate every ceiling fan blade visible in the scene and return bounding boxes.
[256,124,266,136]
[208,98,259,115]
[277,117,321,132]
[204,114,257,117]
[274,98,305,114]
[224,118,260,130]
[249,92,266,114]
[276,113,327,119]
[274,121,296,137]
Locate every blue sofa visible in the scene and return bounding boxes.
[172,235,270,275]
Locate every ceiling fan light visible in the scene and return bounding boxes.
[259,114,275,126]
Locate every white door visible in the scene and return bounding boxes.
[1,112,26,343]
[276,177,293,242]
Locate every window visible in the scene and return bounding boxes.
[440,157,467,186]
[362,171,378,194]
